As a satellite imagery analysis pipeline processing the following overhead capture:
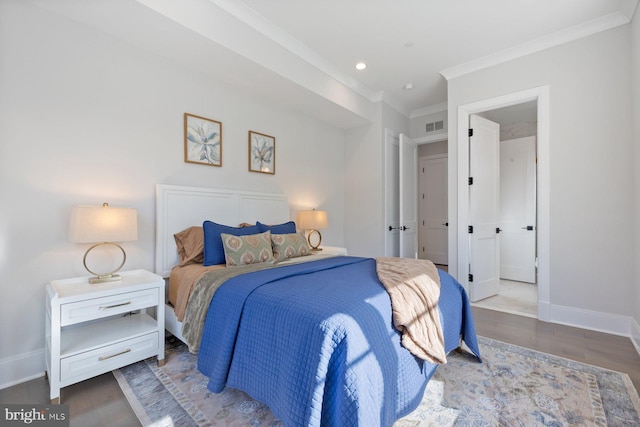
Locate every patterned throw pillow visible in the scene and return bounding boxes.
[271,231,312,262]
[221,231,274,266]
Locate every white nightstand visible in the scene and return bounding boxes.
[317,246,348,256]
[45,269,165,403]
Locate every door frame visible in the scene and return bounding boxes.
[455,86,550,321]
[399,134,418,258]
[384,128,400,257]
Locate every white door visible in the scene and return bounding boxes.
[384,129,400,257]
[399,134,418,258]
[500,136,536,283]
[469,115,500,301]
[420,155,448,264]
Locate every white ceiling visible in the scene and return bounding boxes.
[31,0,637,127]
[239,0,637,114]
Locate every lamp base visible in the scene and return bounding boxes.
[83,242,127,284]
[307,229,322,251]
[89,274,122,284]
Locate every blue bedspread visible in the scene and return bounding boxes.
[198,256,480,427]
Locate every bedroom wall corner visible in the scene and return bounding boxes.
[631,2,640,354]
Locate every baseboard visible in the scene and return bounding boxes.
[631,317,640,356]
[0,348,45,390]
[537,300,552,322]
[549,303,633,338]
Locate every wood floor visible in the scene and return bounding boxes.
[2,307,639,427]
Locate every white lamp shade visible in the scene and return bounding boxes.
[296,210,328,230]
[69,204,138,243]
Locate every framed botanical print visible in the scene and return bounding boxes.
[184,113,222,167]
[248,130,275,174]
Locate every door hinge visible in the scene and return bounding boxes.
[468,225,473,234]
[468,274,474,283]
[468,177,473,185]
[468,129,474,137]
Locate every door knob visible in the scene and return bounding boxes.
[521,225,534,231]
[400,226,410,231]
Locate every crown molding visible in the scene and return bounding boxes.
[440,11,632,81]
[210,0,381,103]
[410,102,448,119]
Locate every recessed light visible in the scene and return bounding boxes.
[403,83,414,90]
[355,62,367,70]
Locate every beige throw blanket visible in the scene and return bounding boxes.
[376,257,446,364]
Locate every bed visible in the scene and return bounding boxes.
[155,184,481,427]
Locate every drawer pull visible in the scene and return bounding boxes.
[98,348,131,361]
[99,301,131,310]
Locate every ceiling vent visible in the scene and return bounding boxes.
[426,120,444,133]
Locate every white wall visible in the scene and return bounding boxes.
[0,0,347,386]
[447,26,635,332]
[418,141,447,157]
[631,9,640,350]
[343,102,409,257]
[344,118,383,257]
[410,110,447,140]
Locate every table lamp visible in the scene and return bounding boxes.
[69,203,138,284]
[296,209,328,251]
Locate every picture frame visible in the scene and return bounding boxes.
[248,130,276,174]
[184,113,222,167]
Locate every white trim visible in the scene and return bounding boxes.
[456,86,550,321]
[414,133,448,145]
[0,348,45,390]
[632,317,640,356]
[210,0,382,103]
[420,154,448,162]
[410,102,448,119]
[441,12,632,81]
[549,304,633,338]
[383,128,400,257]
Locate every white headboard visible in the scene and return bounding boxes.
[155,184,290,277]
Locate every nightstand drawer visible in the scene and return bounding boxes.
[61,289,158,326]
[60,332,158,384]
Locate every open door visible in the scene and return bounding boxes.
[399,134,418,258]
[468,115,500,301]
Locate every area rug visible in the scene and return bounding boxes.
[114,336,640,426]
